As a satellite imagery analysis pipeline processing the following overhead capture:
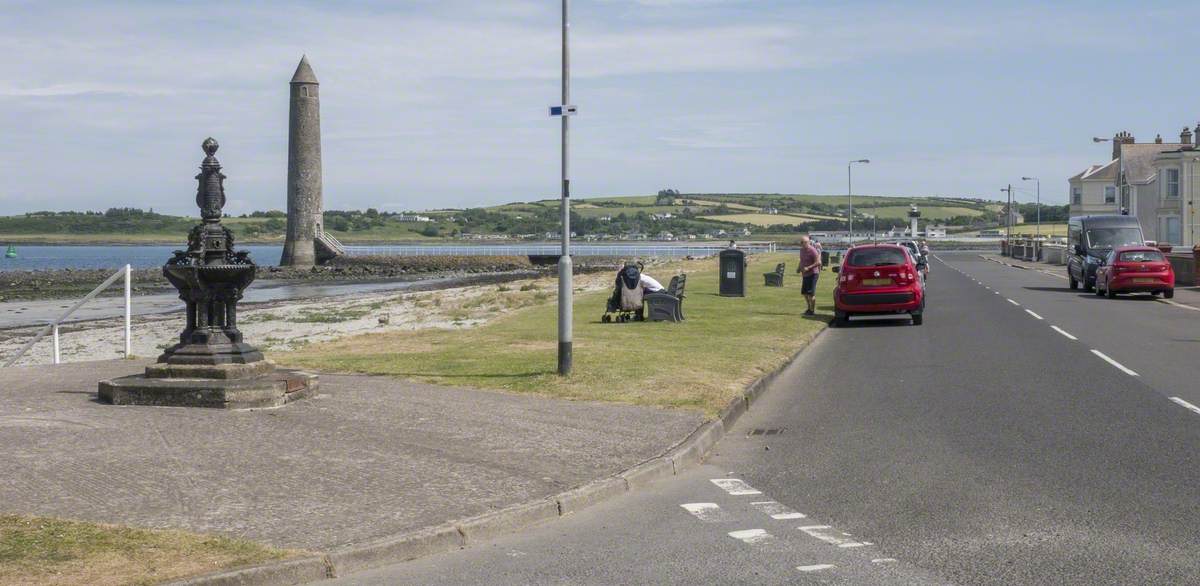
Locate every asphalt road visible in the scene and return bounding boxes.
[324,251,1200,585]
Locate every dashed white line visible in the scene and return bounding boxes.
[750,500,806,520]
[727,528,774,545]
[799,525,870,548]
[872,558,898,564]
[710,478,761,496]
[1091,349,1139,377]
[1051,326,1077,340]
[680,503,729,522]
[1024,309,1044,320]
[797,564,836,572]
[1007,298,1020,306]
[1170,397,1200,416]
[1158,298,1200,312]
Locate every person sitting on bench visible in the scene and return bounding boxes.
[640,272,666,294]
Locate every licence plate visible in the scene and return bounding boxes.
[862,278,891,286]
[1132,278,1156,284]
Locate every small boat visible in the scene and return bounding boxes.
[4,245,15,259]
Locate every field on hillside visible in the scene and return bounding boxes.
[699,213,817,226]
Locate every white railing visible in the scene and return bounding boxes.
[342,243,776,258]
[3,264,132,368]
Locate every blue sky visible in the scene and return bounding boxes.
[0,0,1196,215]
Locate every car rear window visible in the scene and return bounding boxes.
[847,248,908,267]
[1119,250,1164,262]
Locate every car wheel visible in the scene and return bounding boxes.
[1165,289,1175,299]
[1068,273,1078,290]
[833,310,848,327]
[911,312,923,326]
[1105,284,1116,299]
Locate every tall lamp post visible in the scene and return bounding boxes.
[847,159,870,244]
[554,0,574,375]
[1021,177,1040,238]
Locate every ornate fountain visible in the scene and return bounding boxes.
[99,139,318,408]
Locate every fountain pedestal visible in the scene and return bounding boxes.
[99,139,318,409]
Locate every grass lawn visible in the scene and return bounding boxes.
[280,253,833,417]
[0,515,294,586]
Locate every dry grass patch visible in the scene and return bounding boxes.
[0,515,294,586]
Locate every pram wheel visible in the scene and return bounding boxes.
[602,314,611,323]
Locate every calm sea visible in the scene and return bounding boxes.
[0,245,284,271]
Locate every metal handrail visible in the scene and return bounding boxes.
[3,264,132,368]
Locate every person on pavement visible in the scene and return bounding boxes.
[799,235,821,316]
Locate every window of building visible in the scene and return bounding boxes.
[1166,168,1180,199]
[1104,185,1116,204]
[1161,216,1182,245]
[1071,187,1082,205]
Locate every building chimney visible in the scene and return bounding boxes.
[1155,134,1163,144]
[1181,126,1193,146]
[1112,131,1134,160]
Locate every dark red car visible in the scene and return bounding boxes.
[1094,246,1174,299]
[832,244,925,326]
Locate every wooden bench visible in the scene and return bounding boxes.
[763,263,785,287]
[646,274,686,322]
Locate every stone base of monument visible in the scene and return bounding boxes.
[99,360,319,409]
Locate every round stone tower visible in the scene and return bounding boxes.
[280,55,323,267]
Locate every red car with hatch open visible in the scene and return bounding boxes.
[1094,245,1174,299]
[832,244,925,326]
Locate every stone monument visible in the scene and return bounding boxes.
[280,55,342,267]
[99,138,318,409]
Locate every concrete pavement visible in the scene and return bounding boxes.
[328,251,1200,585]
[0,359,700,550]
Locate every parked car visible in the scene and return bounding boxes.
[832,244,925,326]
[1094,246,1174,299]
[898,240,929,282]
[1067,215,1145,292]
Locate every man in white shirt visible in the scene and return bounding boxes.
[640,273,665,293]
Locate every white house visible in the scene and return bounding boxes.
[1068,128,1194,243]
[1151,125,1200,246]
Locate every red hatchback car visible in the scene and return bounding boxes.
[1094,246,1175,299]
[832,244,925,326]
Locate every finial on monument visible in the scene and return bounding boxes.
[291,55,318,84]
[196,137,226,223]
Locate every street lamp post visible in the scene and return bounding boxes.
[1001,184,1014,243]
[556,0,572,375]
[847,159,870,244]
[1022,177,1040,238]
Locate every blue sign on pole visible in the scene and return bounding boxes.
[549,105,578,117]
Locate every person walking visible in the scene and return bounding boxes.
[798,235,822,316]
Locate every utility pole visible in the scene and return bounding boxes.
[847,159,869,245]
[1001,184,1014,243]
[556,0,573,376]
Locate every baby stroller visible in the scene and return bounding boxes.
[602,262,645,323]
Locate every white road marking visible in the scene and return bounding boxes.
[710,478,761,496]
[1170,397,1200,416]
[680,503,729,522]
[799,525,869,548]
[1091,349,1139,377]
[797,564,836,572]
[994,291,1000,295]
[1006,298,1020,306]
[872,558,898,564]
[727,529,774,545]
[750,501,806,520]
[1024,309,1044,320]
[1158,298,1200,312]
[1051,326,1077,340]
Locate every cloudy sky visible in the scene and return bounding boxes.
[0,0,1195,215]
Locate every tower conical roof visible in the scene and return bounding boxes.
[291,55,318,84]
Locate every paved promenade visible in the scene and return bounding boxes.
[0,360,700,550]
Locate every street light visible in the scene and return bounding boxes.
[847,159,870,244]
[555,0,573,376]
[1022,177,1040,238]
